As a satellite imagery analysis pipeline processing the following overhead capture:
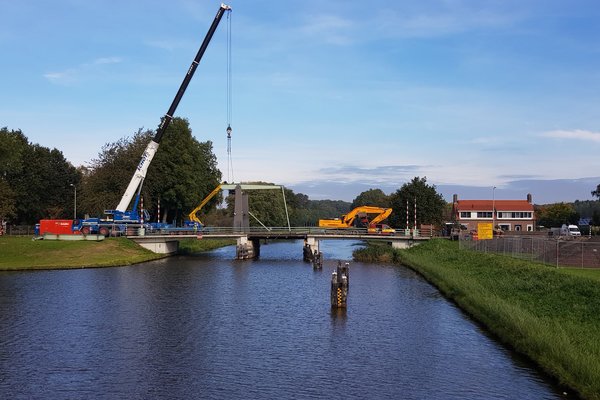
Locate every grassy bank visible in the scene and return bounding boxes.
[177,238,235,254]
[354,239,600,400]
[0,236,236,271]
[0,236,164,270]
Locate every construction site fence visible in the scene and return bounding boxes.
[0,225,35,236]
[459,235,600,269]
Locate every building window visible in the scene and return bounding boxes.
[497,211,532,219]
[476,212,492,218]
[460,212,472,219]
[527,225,533,232]
[499,224,511,231]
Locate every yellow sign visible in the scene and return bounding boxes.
[478,223,493,240]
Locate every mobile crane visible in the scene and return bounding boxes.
[318,206,395,234]
[73,4,231,236]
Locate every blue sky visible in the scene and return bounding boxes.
[2,0,600,203]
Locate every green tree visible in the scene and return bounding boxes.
[388,177,446,228]
[536,203,579,227]
[0,178,16,223]
[592,210,600,226]
[0,128,24,223]
[79,130,150,216]
[350,188,390,209]
[147,118,221,223]
[305,199,351,225]
[222,183,288,227]
[82,118,221,225]
[592,184,600,199]
[0,128,80,224]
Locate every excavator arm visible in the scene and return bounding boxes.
[187,184,223,226]
[319,206,393,228]
[369,207,392,225]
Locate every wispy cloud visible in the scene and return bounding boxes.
[541,129,600,143]
[144,39,188,51]
[93,57,122,65]
[43,56,123,85]
[316,165,424,183]
[376,2,522,38]
[298,15,355,45]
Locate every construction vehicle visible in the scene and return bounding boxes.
[186,184,224,228]
[319,206,395,234]
[47,4,231,237]
[185,183,292,230]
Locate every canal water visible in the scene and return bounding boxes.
[1,240,567,399]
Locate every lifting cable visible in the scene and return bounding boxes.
[226,9,234,183]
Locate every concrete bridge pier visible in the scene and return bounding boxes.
[391,240,415,249]
[303,237,322,268]
[130,237,180,254]
[236,236,259,259]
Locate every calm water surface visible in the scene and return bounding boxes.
[1,240,568,399]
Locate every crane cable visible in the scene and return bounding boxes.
[226,9,234,183]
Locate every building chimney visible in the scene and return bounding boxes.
[527,193,532,204]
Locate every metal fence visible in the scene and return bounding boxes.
[459,235,600,268]
[0,225,36,236]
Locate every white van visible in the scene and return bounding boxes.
[560,224,581,237]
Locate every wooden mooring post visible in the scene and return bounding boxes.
[331,261,349,308]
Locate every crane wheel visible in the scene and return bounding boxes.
[99,227,109,236]
[81,226,91,235]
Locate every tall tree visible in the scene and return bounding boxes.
[350,188,390,209]
[388,177,446,228]
[536,203,579,227]
[146,118,221,223]
[223,183,288,227]
[81,118,221,224]
[593,184,600,199]
[79,130,151,216]
[0,128,80,224]
[0,179,16,223]
[0,128,24,223]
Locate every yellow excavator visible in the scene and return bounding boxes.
[318,206,395,234]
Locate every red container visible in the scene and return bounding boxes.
[39,219,75,235]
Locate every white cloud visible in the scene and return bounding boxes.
[376,2,522,39]
[43,56,122,85]
[541,129,600,143]
[298,15,355,45]
[93,57,122,65]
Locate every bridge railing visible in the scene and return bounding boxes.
[145,225,418,237]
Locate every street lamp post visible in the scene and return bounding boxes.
[70,184,77,219]
[492,186,496,229]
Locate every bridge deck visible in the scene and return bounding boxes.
[127,227,432,242]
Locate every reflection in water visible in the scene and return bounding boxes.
[0,240,568,399]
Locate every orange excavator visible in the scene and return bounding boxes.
[318,206,395,234]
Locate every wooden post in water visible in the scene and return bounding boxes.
[331,261,349,308]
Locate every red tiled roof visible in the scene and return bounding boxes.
[456,200,533,211]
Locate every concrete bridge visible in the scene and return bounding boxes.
[129,183,432,257]
[128,227,432,256]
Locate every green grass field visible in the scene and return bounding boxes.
[354,239,600,400]
[0,236,235,270]
[0,236,164,270]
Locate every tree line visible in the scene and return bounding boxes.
[3,122,598,230]
[0,123,449,228]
